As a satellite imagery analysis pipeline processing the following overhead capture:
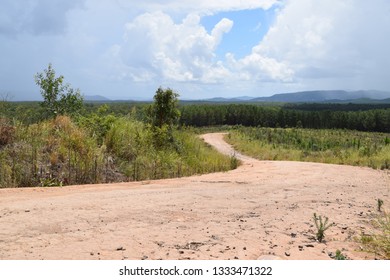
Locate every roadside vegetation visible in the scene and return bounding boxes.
[360,210,390,259]
[2,64,390,189]
[0,65,233,188]
[226,126,390,169]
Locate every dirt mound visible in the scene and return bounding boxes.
[0,133,388,259]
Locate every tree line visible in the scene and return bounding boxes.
[179,104,390,133]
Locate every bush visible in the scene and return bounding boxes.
[0,116,111,188]
[0,118,15,147]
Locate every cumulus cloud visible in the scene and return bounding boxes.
[114,12,233,83]
[249,0,390,90]
[226,52,294,82]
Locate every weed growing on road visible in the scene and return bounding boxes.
[334,250,347,260]
[377,199,384,212]
[313,213,333,242]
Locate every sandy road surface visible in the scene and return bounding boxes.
[0,133,389,260]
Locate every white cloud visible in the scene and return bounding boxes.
[113,11,233,83]
[117,0,279,15]
[227,52,294,82]
[248,0,390,90]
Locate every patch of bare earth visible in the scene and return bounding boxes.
[0,133,389,260]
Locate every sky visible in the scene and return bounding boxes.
[1,0,390,101]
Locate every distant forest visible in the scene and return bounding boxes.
[2,101,390,133]
[180,103,390,132]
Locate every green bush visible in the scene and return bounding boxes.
[0,116,108,188]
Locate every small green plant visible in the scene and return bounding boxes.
[377,199,384,212]
[334,249,346,260]
[313,213,333,242]
[40,177,63,187]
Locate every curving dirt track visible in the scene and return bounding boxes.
[0,133,389,260]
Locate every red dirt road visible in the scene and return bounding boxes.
[0,133,389,260]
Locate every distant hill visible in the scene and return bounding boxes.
[84,95,111,101]
[198,90,390,104]
[251,90,390,103]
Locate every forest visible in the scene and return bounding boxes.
[179,103,390,132]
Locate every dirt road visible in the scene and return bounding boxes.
[0,133,389,260]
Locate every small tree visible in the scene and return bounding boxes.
[148,87,180,129]
[147,87,181,148]
[35,63,83,119]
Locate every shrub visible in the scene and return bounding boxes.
[0,116,110,187]
[0,118,15,147]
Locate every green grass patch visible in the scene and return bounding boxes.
[226,127,390,169]
[360,212,390,259]
[105,118,234,181]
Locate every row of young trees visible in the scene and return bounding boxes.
[179,104,390,133]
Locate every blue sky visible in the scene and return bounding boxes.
[201,8,277,60]
[1,0,390,101]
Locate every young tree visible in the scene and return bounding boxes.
[147,87,181,148]
[35,63,83,118]
[148,87,180,129]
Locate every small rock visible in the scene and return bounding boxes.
[285,251,291,257]
[179,251,185,254]
[141,256,148,260]
[305,244,315,248]
[25,210,30,213]
[291,233,297,238]
[116,247,125,251]
[243,247,247,251]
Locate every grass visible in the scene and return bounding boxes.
[226,127,390,169]
[0,116,107,188]
[1,116,236,188]
[360,212,390,259]
[105,118,234,181]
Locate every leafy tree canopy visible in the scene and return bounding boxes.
[147,87,180,129]
[35,63,83,119]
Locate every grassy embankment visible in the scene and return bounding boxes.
[0,116,234,188]
[226,126,390,169]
